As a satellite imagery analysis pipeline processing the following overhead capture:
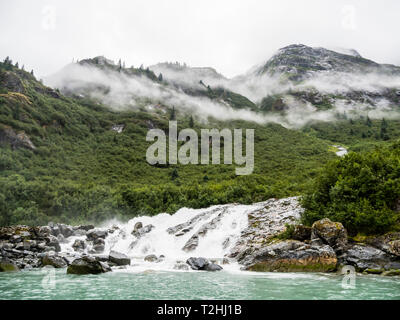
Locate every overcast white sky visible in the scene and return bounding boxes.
[1,0,399,78]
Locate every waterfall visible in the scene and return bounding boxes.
[59,203,265,272]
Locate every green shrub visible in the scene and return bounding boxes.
[301,141,400,235]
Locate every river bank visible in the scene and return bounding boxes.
[1,197,400,277]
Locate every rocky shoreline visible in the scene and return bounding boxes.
[1,197,400,276]
[230,197,400,276]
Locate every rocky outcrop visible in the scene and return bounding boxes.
[230,198,400,274]
[241,240,337,272]
[167,206,222,236]
[182,207,229,252]
[0,127,36,150]
[366,232,400,257]
[0,71,25,93]
[340,244,400,272]
[186,257,223,271]
[67,256,110,275]
[229,197,303,260]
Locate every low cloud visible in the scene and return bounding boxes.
[44,60,400,129]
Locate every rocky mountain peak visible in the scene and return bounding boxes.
[257,44,380,81]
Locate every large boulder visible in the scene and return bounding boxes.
[58,224,73,238]
[342,244,399,271]
[241,240,337,272]
[86,229,108,241]
[67,256,110,275]
[186,257,223,271]
[366,232,400,257]
[41,252,67,268]
[0,258,19,272]
[109,250,130,266]
[311,218,348,252]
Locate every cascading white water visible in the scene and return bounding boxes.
[60,203,265,272]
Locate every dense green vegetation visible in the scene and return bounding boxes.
[2,57,400,236]
[303,117,400,152]
[302,141,400,235]
[0,60,336,226]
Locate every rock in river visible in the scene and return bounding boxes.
[41,252,67,268]
[109,250,130,266]
[186,257,223,271]
[67,256,111,275]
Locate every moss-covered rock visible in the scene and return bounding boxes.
[311,218,348,253]
[242,240,337,272]
[0,258,19,272]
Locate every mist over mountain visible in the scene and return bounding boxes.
[44,44,400,128]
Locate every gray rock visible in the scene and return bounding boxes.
[72,239,86,251]
[51,226,60,237]
[109,250,130,266]
[41,253,67,268]
[67,256,110,275]
[186,257,222,271]
[144,254,158,262]
[99,261,112,272]
[94,255,109,262]
[182,208,229,252]
[86,229,108,241]
[343,244,396,271]
[204,263,223,271]
[182,235,199,252]
[77,225,95,232]
[46,235,61,252]
[93,244,105,253]
[38,226,51,237]
[311,218,348,253]
[93,238,105,245]
[229,197,303,259]
[58,224,73,238]
[186,257,209,270]
[73,229,87,237]
[133,222,143,233]
[131,224,155,238]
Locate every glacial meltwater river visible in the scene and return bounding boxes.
[1,202,399,300]
[1,268,399,300]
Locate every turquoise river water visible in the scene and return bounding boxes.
[0,269,399,300]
